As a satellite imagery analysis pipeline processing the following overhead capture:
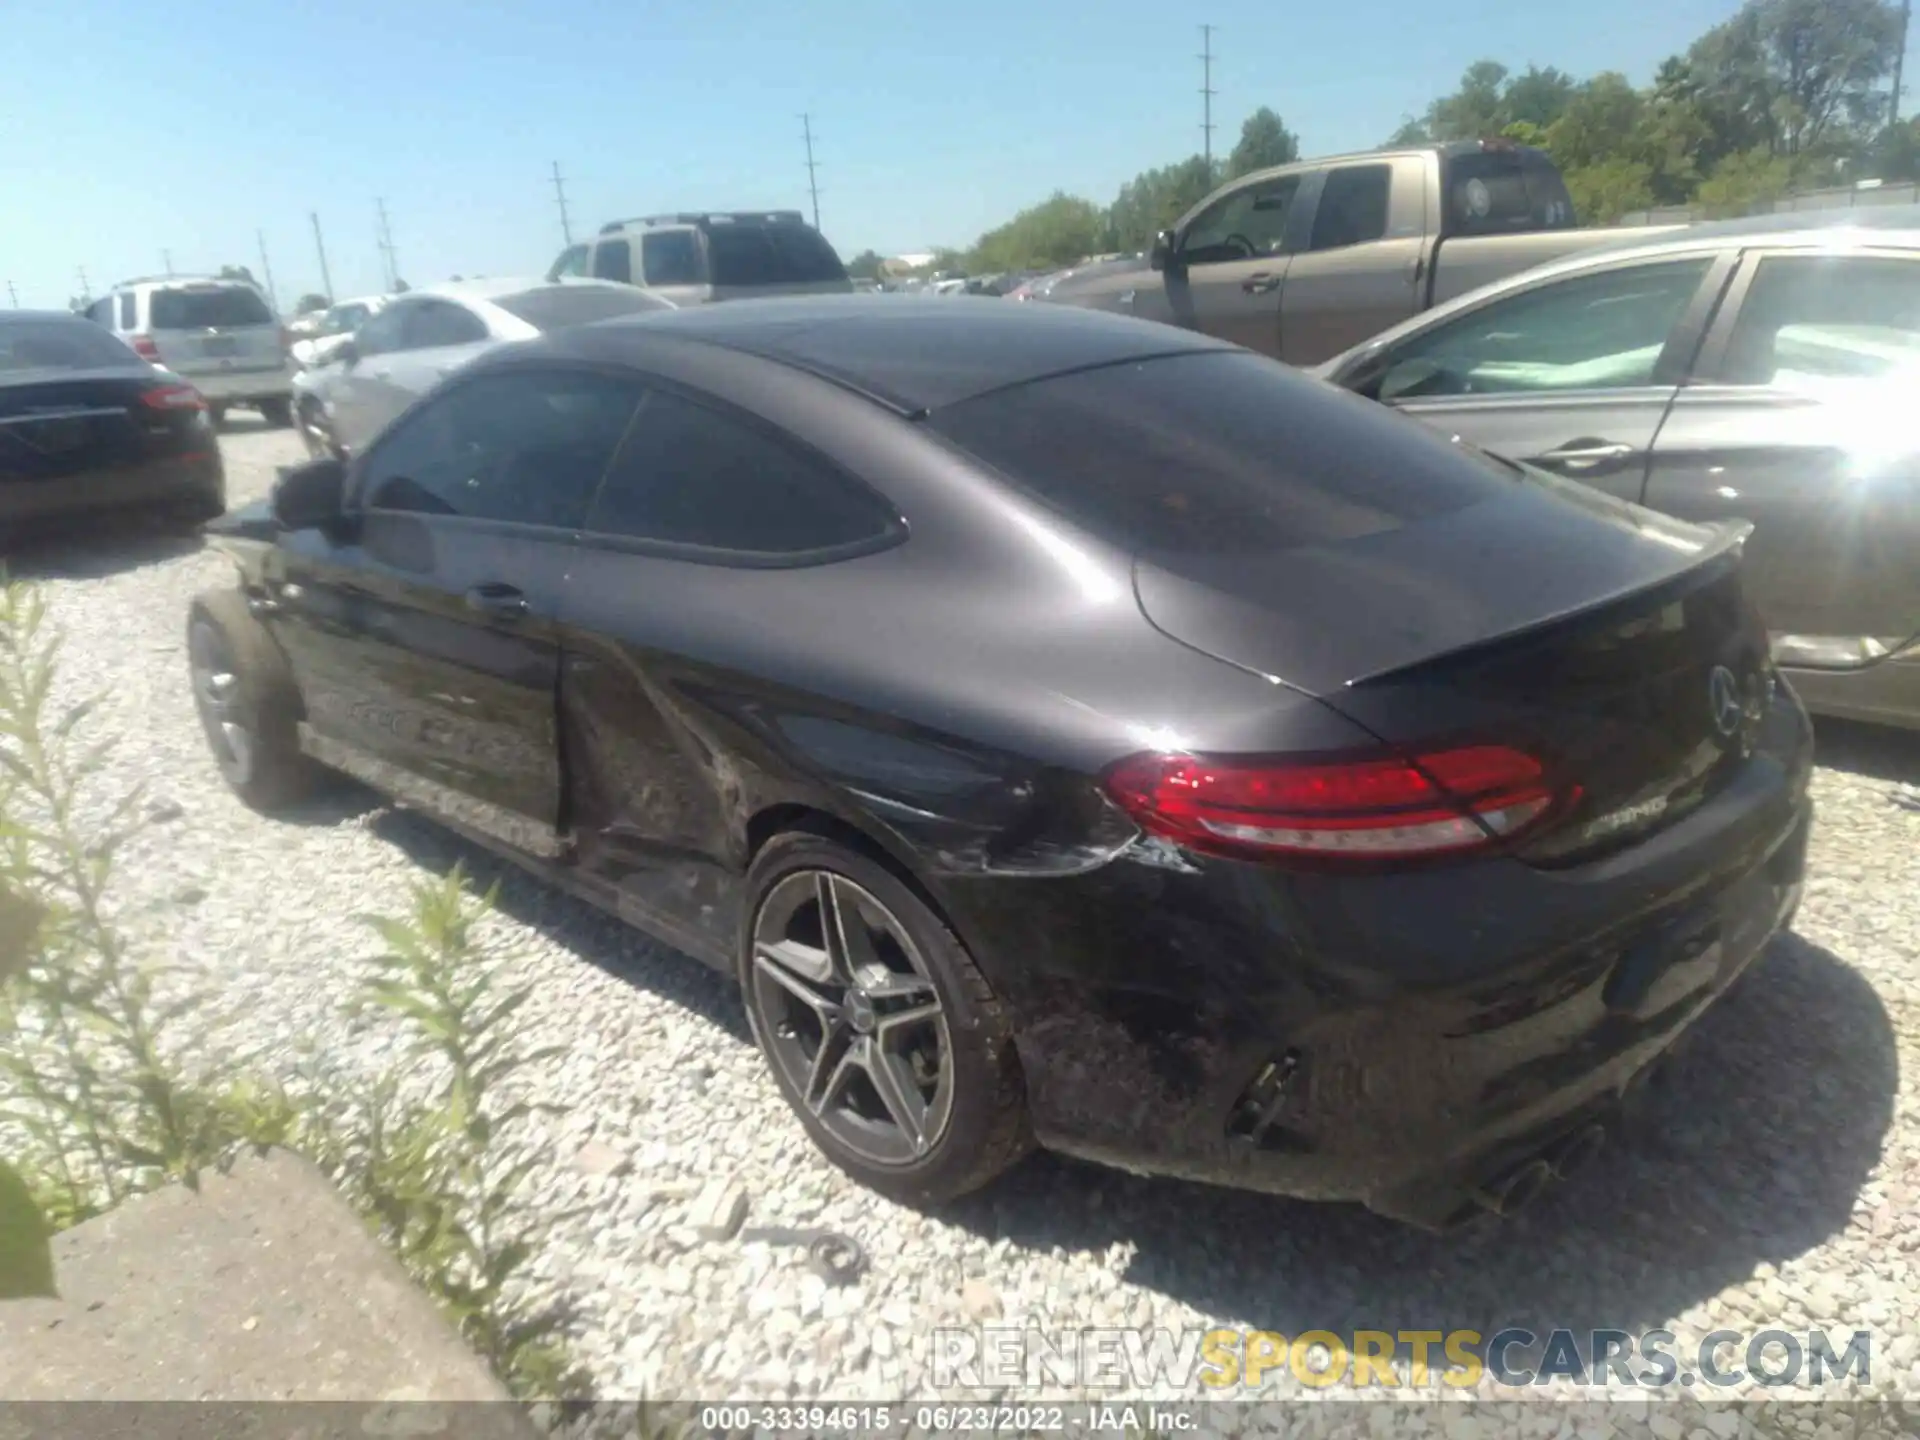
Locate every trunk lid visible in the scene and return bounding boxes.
[0,369,204,483]
[1133,468,1773,864]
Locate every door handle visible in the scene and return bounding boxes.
[1241,272,1281,295]
[1538,440,1636,473]
[465,583,528,619]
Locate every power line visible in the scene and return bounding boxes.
[800,113,822,230]
[551,161,574,246]
[1199,24,1218,172]
[257,229,279,312]
[375,197,399,289]
[310,212,335,302]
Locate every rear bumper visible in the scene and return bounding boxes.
[937,692,1815,1226]
[184,366,294,403]
[0,453,225,530]
[1782,652,1920,732]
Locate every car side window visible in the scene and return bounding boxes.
[550,244,589,280]
[1371,258,1714,400]
[402,300,489,349]
[355,303,410,356]
[1717,255,1920,388]
[584,388,898,555]
[1308,164,1391,251]
[358,369,641,529]
[592,239,633,284]
[641,230,703,286]
[1180,176,1302,268]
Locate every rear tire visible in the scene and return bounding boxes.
[259,398,292,428]
[186,589,328,811]
[739,830,1032,1206]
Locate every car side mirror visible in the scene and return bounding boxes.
[271,457,349,533]
[1149,230,1175,272]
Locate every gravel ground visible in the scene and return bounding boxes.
[10,419,1920,1429]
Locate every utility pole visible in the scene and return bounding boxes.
[310,212,336,301]
[375,197,398,290]
[800,113,822,230]
[256,229,278,310]
[1199,24,1218,173]
[76,266,92,302]
[551,161,574,245]
[7,281,18,309]
[1894,0,1912,126]
[162,249,174,276]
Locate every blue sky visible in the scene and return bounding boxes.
[3,0,1793,310]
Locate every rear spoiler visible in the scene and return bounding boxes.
[1349,519,1754,688]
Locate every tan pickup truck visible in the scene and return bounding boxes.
[1052,140,1662,366]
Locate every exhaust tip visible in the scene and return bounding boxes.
[1548,1123,1607,1179]
[1473,1158,1554,1217]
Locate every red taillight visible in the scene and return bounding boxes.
[139,383,206,411]
[1101,745,1569,862]
[128,334,161,360]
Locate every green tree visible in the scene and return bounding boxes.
[1227,107,1300,178]
[1563,158,1659,224]
[1695,146,1799,215]
[1501,66,1580,129]
[845,249,884,281]
[1394,60,1578,145]
[1107,155,1222,251]
[965,193,1107,273]
[1544,73,1646,171]
[294,293,330,314]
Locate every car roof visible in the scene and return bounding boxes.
[546,294,1234,414]
[418,276,634,303]
[1564,203,1920,264]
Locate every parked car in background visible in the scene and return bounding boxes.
[1318,207,1920,732]
[194,297,1809,1228]
[86,275,294,428]
[1049,141,1657,366]
[1028,253,1148,303]
[2,309,222,536]
[290,295,390,371]
[293,278,672,459]
[547,211,852,305]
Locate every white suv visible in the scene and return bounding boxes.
[86,276,294,427]
[547,211,851,306]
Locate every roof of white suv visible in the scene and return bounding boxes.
[421,276,635,302]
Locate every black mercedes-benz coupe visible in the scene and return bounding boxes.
[2,310,224,538]
[191,297,1812,1228]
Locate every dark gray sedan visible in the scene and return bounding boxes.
[1319,207,1920,732]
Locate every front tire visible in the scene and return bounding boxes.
[739,830,1031,1205]
[186,590,328,811]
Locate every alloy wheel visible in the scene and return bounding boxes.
[749,870,954,1165]
[188,620,253,785]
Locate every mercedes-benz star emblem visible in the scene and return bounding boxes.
[1708,665,1744,738]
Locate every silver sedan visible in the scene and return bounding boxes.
[294,277,672,458]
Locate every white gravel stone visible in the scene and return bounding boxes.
[14,420,1920,1408]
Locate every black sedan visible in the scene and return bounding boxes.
[2,310,224,539]
[191,297,1812,1228]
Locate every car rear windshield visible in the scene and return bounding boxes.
[0,319,143,372]
[929,350,1514,556]
[150,286,275,330]
[707,223,849,286]
[493,286,669,331]
[1442,150,1578,235]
